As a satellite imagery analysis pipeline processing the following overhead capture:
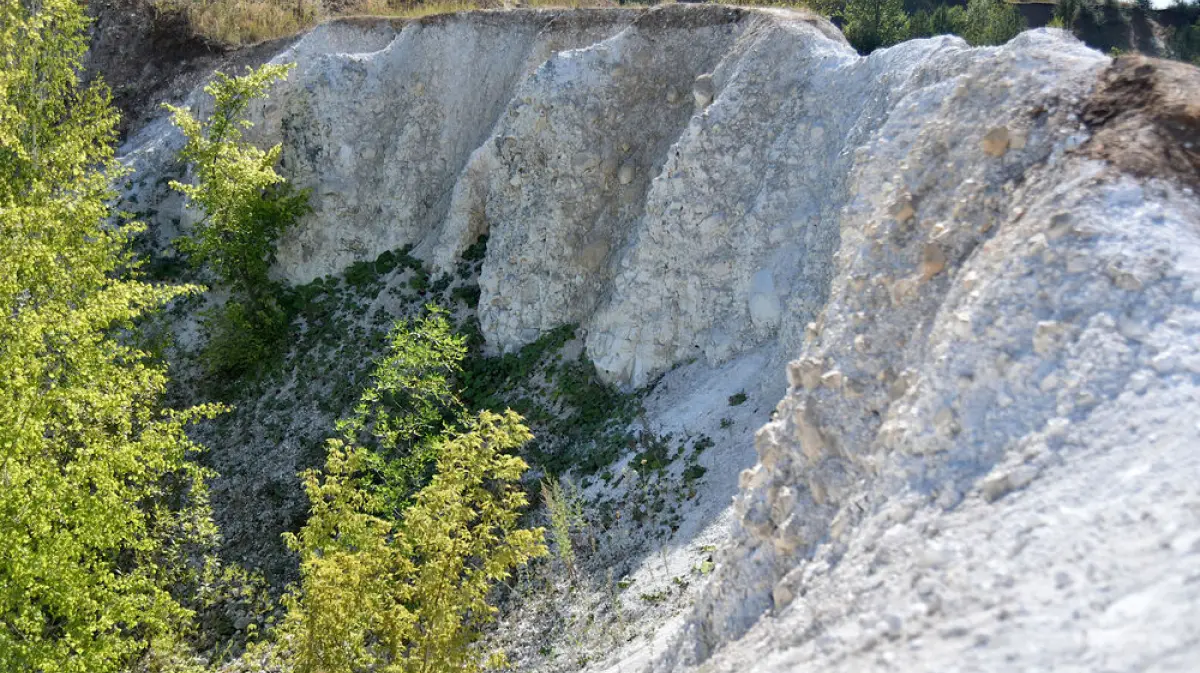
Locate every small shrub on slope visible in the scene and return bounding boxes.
[542,476,587,578]
[343,307,469,517]
[281,309,545,673]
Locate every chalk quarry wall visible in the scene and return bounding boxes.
[121,7,1200,671]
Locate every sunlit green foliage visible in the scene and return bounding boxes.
[166,63,305,294]
[349,308,467,454]
[281,308,545,672]
[342,307,469,516]
[0,0,220,670]
[167,63,309,377]
[283,410,547,673]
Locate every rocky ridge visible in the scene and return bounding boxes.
[118,7,1200,672]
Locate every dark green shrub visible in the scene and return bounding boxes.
[451,284,481,308]
[199,298,290,378]
[462,233,489,262]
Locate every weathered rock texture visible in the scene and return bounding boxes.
[666,45,1200,673]
[120,8,1200,672]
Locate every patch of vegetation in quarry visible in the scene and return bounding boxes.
[460,323,642,478]
[177,244,436,466]
[151,233,710,596]
[189,235,648,481]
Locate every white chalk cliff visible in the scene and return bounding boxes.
[122,6,1200,671]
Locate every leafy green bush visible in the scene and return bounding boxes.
[457,322,642,476]
[197,298,291,377]
[409,268,431,292]
[349,308,467,449]
[342,307,470,515]
[281,305,546,672]
[451,283,482,307]
[459,324,575,411]
[461,233,490,262]
[683,464,708,484]
[633,433,674,474]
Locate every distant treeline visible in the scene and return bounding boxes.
[706,0,1200,60]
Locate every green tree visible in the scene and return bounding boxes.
[166,63,309,377]
[908,3,967,38]
[961,0,1026,46]
[281,310,545,673]
[0,0,220,670]
[340,307,469,517]
[909,8,931,38]
[283,411,547,673]
[840,0,910,53]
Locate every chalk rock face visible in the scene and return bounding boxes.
[268,10,641,283]
[586,27,961,387]
[437,8,751,349]
[120,8,1200,671]
[666,53,1200,671]
[120,9,1197,394]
